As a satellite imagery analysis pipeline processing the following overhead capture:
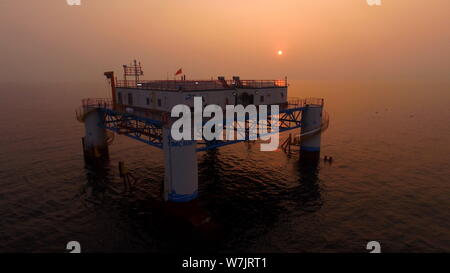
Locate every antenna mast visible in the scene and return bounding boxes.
[123,59,144,85]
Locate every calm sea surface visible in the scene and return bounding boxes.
[0,80,449,252]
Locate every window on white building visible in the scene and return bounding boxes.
[128,93,133,105]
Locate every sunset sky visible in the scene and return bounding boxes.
[0,0,449,83]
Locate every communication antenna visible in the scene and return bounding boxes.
[123,59,144,83]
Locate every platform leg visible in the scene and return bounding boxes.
[300,105,323,160]
[83,109,109,163]
[163,127,199,202]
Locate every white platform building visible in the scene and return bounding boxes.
[114,77,288,112]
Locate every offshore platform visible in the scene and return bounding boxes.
[76,60,329,204]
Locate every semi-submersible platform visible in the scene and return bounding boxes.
[76,60,329,204]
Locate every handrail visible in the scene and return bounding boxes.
[287,97,324,108]
[81,98,113,108]
[115,79,288,91]
[76,98,113,122]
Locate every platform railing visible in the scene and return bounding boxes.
[287,97,324,108]
[76,98,113,122]
[76,98,165,123]
[115,79,288,91]
[81,98,112,108]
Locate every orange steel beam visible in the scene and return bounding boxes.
[104,71,116,108]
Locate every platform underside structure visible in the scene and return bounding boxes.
[76,97,327,152]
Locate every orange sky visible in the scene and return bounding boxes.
[0,0,449,82]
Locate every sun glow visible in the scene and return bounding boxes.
[277,50,283,56]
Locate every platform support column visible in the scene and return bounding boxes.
[300,105,323,159]
[163,126,199,202]
[82,109,109,162]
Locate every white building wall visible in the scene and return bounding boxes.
[116,87,287,112]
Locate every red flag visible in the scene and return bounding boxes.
[175,68,182,76]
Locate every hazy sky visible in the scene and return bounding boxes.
[0,0,449,83]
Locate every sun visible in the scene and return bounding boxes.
[277,50,283,56]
